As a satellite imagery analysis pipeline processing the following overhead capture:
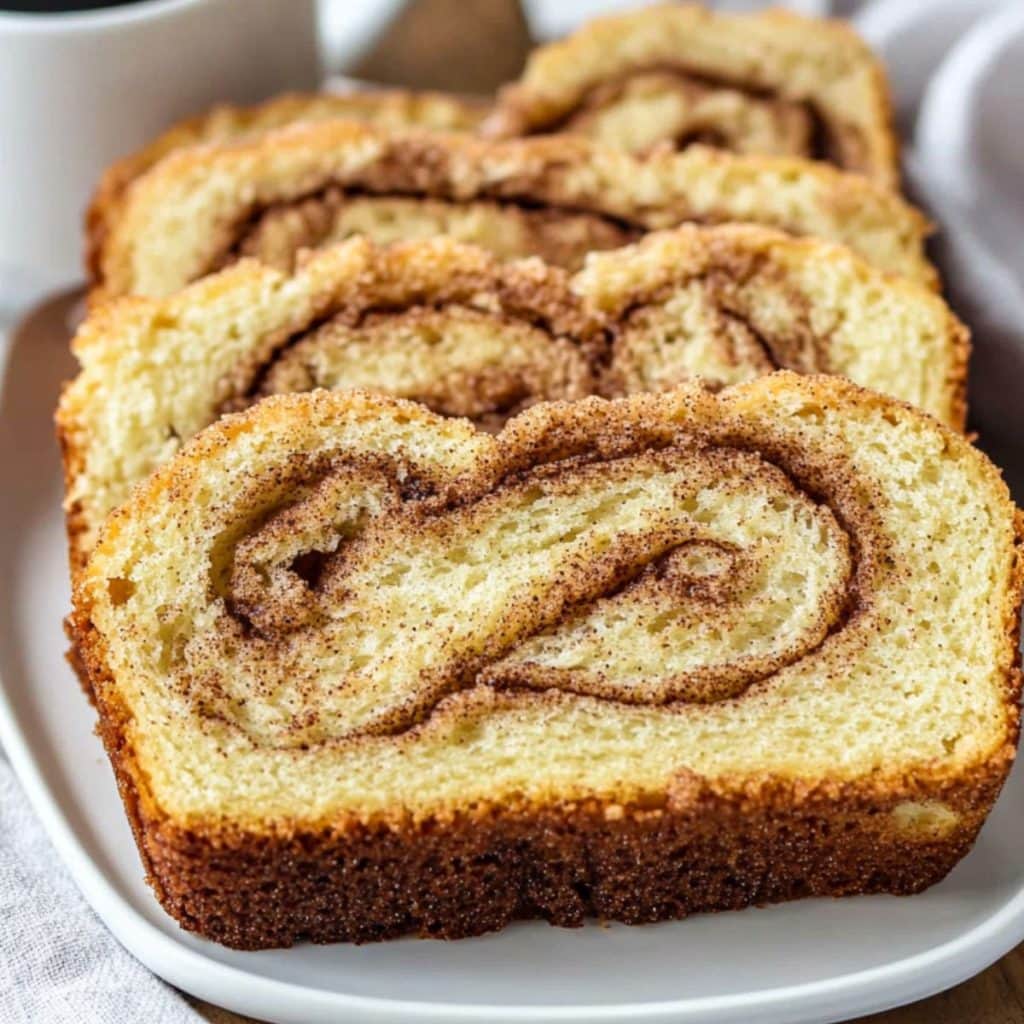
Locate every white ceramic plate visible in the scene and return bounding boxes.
[3,293,1024,1024]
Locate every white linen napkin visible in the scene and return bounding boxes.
[2,2,1022,1021]
[0,761,202,1024]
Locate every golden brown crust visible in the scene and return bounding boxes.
[85,90,486,281]
[225,188,641,280]
[68,377,1023,946]
[485,4,899,187]
[72,609,1020,952]
[577,225,967,430]
[89,670,1016,950]
[58,226,968,573]
[90,120,936,303]
[58,235,598,571]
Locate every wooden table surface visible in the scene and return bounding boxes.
[190,1,1021,1020]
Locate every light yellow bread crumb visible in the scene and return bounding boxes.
[90,121,936,302]
[87,89,485,278]
[68,375,1023,948]
[73,375,1021,828]
[59,226,967,567]
[486,3,898,187]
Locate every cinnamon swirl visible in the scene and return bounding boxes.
[87,90,485,278]
[485,4,898,187]
[69,376,1023,948]
[59,227,967,569]
[89,121,936,303]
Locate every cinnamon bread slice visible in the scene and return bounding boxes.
[58,227,967,568]
[89,121,936,302]
[87,90,484,279]
[485,3,898,187]
[69,375,1023,949]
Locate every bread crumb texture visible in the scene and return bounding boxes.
[86,89,485,278]
[91,120,933,302]
[74,372,1020,823]
[59,227,967,568]
[70,374,1022,947]
[486,3,899,187]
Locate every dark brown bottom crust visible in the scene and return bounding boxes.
[133,771,999,951]
[68,613,1008,952]
[148,811,978,951]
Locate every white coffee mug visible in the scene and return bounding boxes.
[0,0,320,282]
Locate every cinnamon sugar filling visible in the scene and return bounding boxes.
[220,189,641,277]
[158,435,866,748]
[544,67,866,172]
[213,304,598,431]
[211,282,827,434]
[256,306,596,429]
[604,278,828,394]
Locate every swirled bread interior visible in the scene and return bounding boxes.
[59,227,966,567]
[91,120,935,301]
[71,376,1021,946]
[87,89,485,276]
[486,3,898,187]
